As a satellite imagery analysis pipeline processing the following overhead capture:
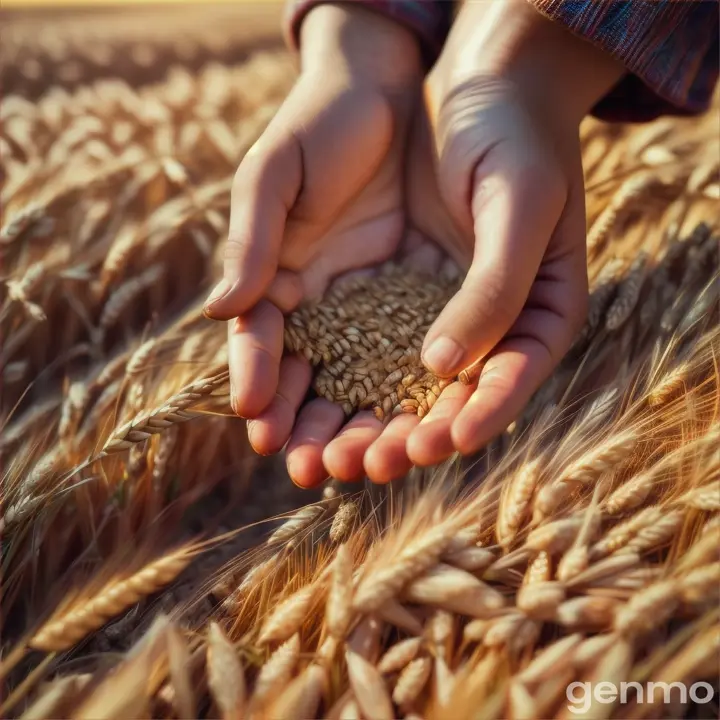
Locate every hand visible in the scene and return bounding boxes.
[319,0,626,482]
[403,0,625,464]
[202,5,423,479]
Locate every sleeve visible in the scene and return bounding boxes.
[283,0,453,66]
[529,0,719,122]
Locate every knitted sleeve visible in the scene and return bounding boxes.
[529,0,719,121]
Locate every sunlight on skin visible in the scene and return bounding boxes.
[364,413,421,483]
[322,412,384,482]
[247,355,312,456]
[227,300,283,418]
[406,381,476,466]
[285,399,345,488]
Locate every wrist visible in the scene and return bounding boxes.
[299,4,423,92]
[429,0,624,128]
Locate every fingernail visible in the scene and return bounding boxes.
[422,336,464,376]
[203,278,233,316]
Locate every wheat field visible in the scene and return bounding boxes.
[1,4,719,719]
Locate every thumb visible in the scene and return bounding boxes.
[203,132,302,320]
[422,151,566,377]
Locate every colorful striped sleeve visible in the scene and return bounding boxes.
[283,0,452,65]
[530,0,719,121]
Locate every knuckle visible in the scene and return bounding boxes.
[464,268,521,328]
[222,233,252,263]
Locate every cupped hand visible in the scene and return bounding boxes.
[202,5,422,480]
[286,100,463,489]
[404,0,625,467]
[309,0,626,484]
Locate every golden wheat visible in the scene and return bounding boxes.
[3,6,720,720]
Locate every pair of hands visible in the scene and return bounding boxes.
[203,2,624,488]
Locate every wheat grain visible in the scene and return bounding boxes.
[557,430,637,485]
[377,638,423,675]
[98,264,164,333]
[677,562,720,607]
[267,663,326,720]
[443,545,496,573]
[647,362,691,406]
[556,543,590,583]
[404,563,505,617]
[590,505,664,559]
[484,614,540,654]
[392,656,432,710]
[166,624,195,719]
[206,622,246,720]
[329,501,358,543]
[267,503,326,546]
[555,596,617,630]
[345,648,394,720]
[516,633,582,685]
[526,517,593,555]
[326,544,353,639]
[353,520,458,613]
[251,634,301,708]
[516,581,566,620]
[258,585,315,645]
[621,508,684,555]
[614,580,679,635]
[497,458,542,547]
[679,480,720,511]
[377,600,424,636]
[525,550,551,584]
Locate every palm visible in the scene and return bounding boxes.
[271,102,466,488]
[241,81,411,483]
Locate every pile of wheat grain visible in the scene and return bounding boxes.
[1,6,719,720]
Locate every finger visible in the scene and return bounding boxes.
[364,413,421,484]
[247,355,312,456]
[286,399,345,488]
[451,336,553,455]
[406,381,475,466]
[323,412,383,482]
[264,269,304,314]
[203,134,302,320]
[227,300,284,418]
[451,197,588,455]
[423,133,567,378]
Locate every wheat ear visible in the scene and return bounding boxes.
[326,543,353,639]
[207,622,246,720]
[30,545,195,651]
[345,648,394,720]
[102,369,228,453]
[258,585,316,645]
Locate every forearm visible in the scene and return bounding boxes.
[429,0,625,127]
[298,3,423,89]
